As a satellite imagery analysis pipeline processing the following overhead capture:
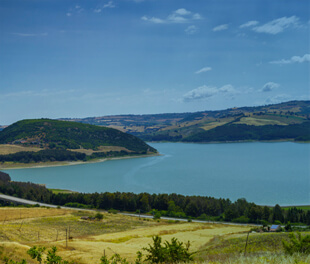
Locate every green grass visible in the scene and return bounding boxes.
[49,188,77,194]
[196,232,310,263]
[282,206,310,211]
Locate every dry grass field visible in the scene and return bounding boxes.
[0,144,42,155]
[0,207,251,263]
[0,208,73,221]
[235,117,288,126]
[69,146,131,155]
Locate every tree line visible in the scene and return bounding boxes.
[183,122,310,142]
[0,172,309,225]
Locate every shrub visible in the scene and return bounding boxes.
[282,232,310,255]
[143,235,193,263]
[95,212,104,220]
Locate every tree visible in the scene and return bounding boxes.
[285,221,292,232]
[272,204,284,223]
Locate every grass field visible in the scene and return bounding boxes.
[0,207,309,263]
[0,207,251,263]
[49,188,78,194]
[282,206,310,211]
[235,117,288,126]
[0,144,42,155]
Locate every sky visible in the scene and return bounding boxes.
[0,0,309,125]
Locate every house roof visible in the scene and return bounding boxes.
[270,225,280,229]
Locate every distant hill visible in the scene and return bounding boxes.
[0,119,157,164]
[60,100,310,143]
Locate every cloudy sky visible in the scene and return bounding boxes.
[0,0,309,125]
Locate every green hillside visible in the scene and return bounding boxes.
[0,119,157,164]
[59,100,310,143]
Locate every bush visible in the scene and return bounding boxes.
[143,236,193,263]
[282,232,310,255]
[108,209,118,214]
[95,212,104,220]
[153,211,161,220]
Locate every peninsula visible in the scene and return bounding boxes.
[0,119,157,168]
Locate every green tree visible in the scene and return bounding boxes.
[272,204,284,223]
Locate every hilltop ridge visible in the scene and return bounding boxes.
[0,119,157,166]
[60,100,310,142]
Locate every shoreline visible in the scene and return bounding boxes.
[0,152,161,170]
[148,139,310,144]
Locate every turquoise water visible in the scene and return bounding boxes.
[3,142,310,206]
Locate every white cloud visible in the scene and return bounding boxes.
[174,8,191,16]
[193,13,202,20]
[270,54,310,64]
[66,5,84,16]
[185,25,198,35]
[253,16,299,34]
[261,82,280,92]
[183,86,218,101]
[195,67,212,74]
[94,1,115,13]
[103,1,115,8]
[213,24,228,32]
[182,84,236,102]
[141,16,165,24]
[219,84,236,93]
[142,8,202,24]
[265,94,291,104]
[239,20,259,28]
[11,32,48,37]
[167,13,188,23]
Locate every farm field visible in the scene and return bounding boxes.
[0,207,251,263]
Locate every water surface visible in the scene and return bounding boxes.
[4,142,310,206]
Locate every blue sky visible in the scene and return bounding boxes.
[0,0,309,125]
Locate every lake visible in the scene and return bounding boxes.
[3,142,310,206]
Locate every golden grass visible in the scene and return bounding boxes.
[0,144,42,155]
[235,117,288,126]
[201,121,228,131]
[69,146,131,155]
[0,207,252,263]
[0,208,72,221]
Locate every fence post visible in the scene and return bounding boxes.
[66,228,68,248]
[244,231,250,256]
